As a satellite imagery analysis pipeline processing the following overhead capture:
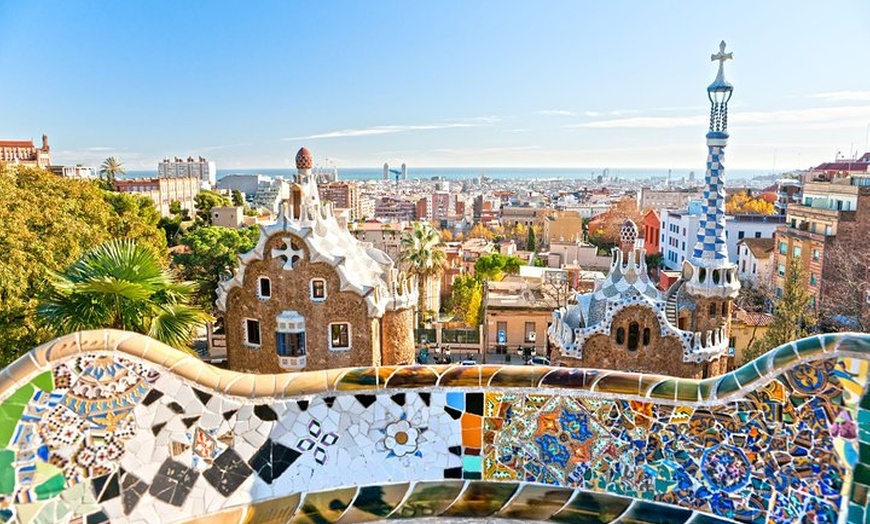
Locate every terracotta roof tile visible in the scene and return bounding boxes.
[738,237,775,259]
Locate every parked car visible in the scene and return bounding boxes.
[527,356,550,366]
[459,360,477,366]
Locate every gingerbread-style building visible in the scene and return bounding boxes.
[216,147,418,374]
[549,43,741,378]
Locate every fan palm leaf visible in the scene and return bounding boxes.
[37,239,211,349]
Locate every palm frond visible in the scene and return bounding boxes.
[148,304,213,348]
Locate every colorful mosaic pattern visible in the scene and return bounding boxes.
[0,330,867,524]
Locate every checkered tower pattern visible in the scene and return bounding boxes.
[692,144,729,264]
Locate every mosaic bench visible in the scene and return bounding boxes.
[0,330,868,524]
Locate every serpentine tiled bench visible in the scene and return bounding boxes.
[0,330,867,524]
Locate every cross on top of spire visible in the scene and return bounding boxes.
[711,41,732,66]
[707,40,733,93]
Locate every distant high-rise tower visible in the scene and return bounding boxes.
[401,163,407,180]
[383,163,389,181]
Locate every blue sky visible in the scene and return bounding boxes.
[1,1,869,170]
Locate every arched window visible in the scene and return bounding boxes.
[709,303,717,317]
[721,301,728,316]
[642,327,651,346]
[616,327,625,345]
[627,322,640,351]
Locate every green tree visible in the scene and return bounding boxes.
[174,226,260,312]
[745,258,816,361]
[194,190,231,225]
[103,192,168,258]
[99,156,125,187]
[37,239,211,349]
[231,190,245,207]
[474,252,523,281]
[399,222,446,316]
[0,165,168,366]
[527,226,537,253]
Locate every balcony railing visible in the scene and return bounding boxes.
[776,225,827,244]
[278,355,307,370]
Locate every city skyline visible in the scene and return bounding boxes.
[2,1,869,170]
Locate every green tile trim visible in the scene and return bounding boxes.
[0,383,34,448]
[0,449,15,494]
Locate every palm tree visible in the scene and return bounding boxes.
[399,222,446,322]
[37,239,211,348]
[99,156,125,186]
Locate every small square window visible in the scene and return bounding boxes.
[525,322,536,343]
[793,245,801,258]
[245,319,261,347]
[737,231,745,239]
[777,264,786,277]
[329,323,351,351]
[258,277,271,300]
[754,232,761,238]
[812,249,820,261]
[311,279,327,301]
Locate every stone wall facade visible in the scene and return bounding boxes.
[225,233,375,374]
[381,308,415,365]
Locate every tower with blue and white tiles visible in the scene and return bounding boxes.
[681,42,740,363]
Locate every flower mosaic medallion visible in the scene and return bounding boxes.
[381,416,426,458]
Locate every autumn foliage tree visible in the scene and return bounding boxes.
[587,197,644,250]
[448,274,484,326]
[726,191,775,215]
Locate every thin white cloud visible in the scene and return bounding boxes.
[573,115,706,129]
[574,105,870,129]
[199,143,250,152]
[433,145,542,155]
[283,117,499,141]
[535,110,576,116]
[810,91,870,102]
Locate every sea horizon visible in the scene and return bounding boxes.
[121,166,783,182]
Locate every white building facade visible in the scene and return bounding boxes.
[159,156,217,188]
[736,238,774,285]
[660,202,784,270]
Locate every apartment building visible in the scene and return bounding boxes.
[772,174,870,311]
[318,180,361,220]
[159,156,217,188]
[114,177,200,218]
